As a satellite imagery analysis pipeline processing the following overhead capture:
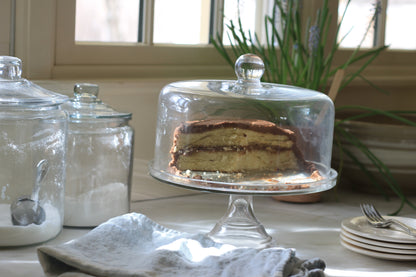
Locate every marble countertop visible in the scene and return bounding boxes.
[1,159,416,276]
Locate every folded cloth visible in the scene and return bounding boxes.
[38,213,325,277]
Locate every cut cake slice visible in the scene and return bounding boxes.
[169,119,314,173]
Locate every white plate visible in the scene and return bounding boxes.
[340,237,416,261]
[340,232,416,255]
[341,216,416,243]
[341,228,416,250]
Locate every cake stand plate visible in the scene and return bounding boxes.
[149,161,337,248]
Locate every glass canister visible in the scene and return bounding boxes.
[0,56,67,246]
[62,83,134,227]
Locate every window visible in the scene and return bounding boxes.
[338,0,376,48]
[74,0,416,50]
[385,0,416,49]
[14,0,416,81]
[153,0,211,44]
[54,0,230,78]
[73,0,258,46]
[338,0,416,49]
[75,0,141,43]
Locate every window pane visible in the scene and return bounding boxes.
[385,0,416,49]
[222,0,257,45]
[75,0,140,43]
[153,0,211,45]
[338,0,376,48]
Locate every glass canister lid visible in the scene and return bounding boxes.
[63,83,132,120]
[0,56,67,106]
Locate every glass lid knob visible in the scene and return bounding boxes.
[74,83,99,102]
[0,56,22,81]
[233,54,265,95]
[235,54,264,84]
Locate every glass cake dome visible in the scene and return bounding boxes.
[150,54,337,195]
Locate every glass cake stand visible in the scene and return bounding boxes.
[149,162,337,248]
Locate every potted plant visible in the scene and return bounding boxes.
[211,0,416,214]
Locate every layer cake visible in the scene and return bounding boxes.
[170,119,314,174]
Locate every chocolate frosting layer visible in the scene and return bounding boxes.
[176,119,295,137]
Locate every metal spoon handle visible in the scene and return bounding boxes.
[31,159,48,202]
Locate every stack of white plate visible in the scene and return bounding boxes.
[340,216,416,261]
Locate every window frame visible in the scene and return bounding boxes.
[54,0,229,78]
[13,0,416,86]
[57,0,224,64]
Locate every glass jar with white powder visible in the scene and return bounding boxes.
[0,56,67,246]
[63,83,134,227]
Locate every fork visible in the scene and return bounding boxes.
[360,203,416,237]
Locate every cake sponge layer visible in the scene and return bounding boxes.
[172,128,294,151]
[173,148,298,173]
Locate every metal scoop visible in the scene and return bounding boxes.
[10,159,48,226]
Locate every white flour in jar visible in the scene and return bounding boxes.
[0,203,61,246]
[64,182,128,227]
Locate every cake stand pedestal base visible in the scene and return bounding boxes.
[207,195,275,248]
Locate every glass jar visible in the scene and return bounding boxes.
[62,83,134,227]
[0,56,67,246]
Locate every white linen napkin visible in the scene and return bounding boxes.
[37,213,325,277]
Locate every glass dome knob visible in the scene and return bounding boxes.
[235,54,265,84]
[0,56,22,81]
[74,83,99,102]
